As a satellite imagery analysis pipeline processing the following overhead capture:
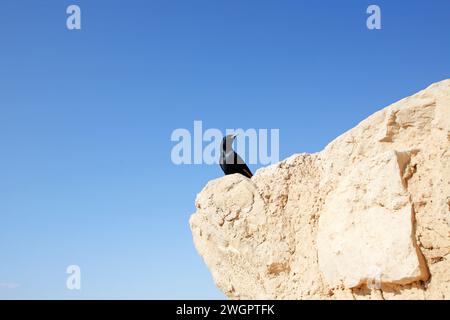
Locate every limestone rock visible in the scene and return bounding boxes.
[189,79,450,299]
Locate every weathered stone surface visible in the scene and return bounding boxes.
[317,150,427,288]
[190,79,450,299]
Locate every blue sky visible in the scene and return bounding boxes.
[0,0,449,299]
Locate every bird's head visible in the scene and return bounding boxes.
[222,134,237,152]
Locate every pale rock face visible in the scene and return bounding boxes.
[317,150,427,288]
[189,79,450,299]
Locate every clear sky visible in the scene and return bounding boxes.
[0,0,449,299]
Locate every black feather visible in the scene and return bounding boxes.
[219,135,253,178]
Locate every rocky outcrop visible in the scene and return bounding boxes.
[189,79,450,299]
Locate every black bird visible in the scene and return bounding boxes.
[219,134,253,178]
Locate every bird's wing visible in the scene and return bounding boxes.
[235,153,253,178]
[234,152,245,165]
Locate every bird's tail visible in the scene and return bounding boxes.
[243,168,253,178]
